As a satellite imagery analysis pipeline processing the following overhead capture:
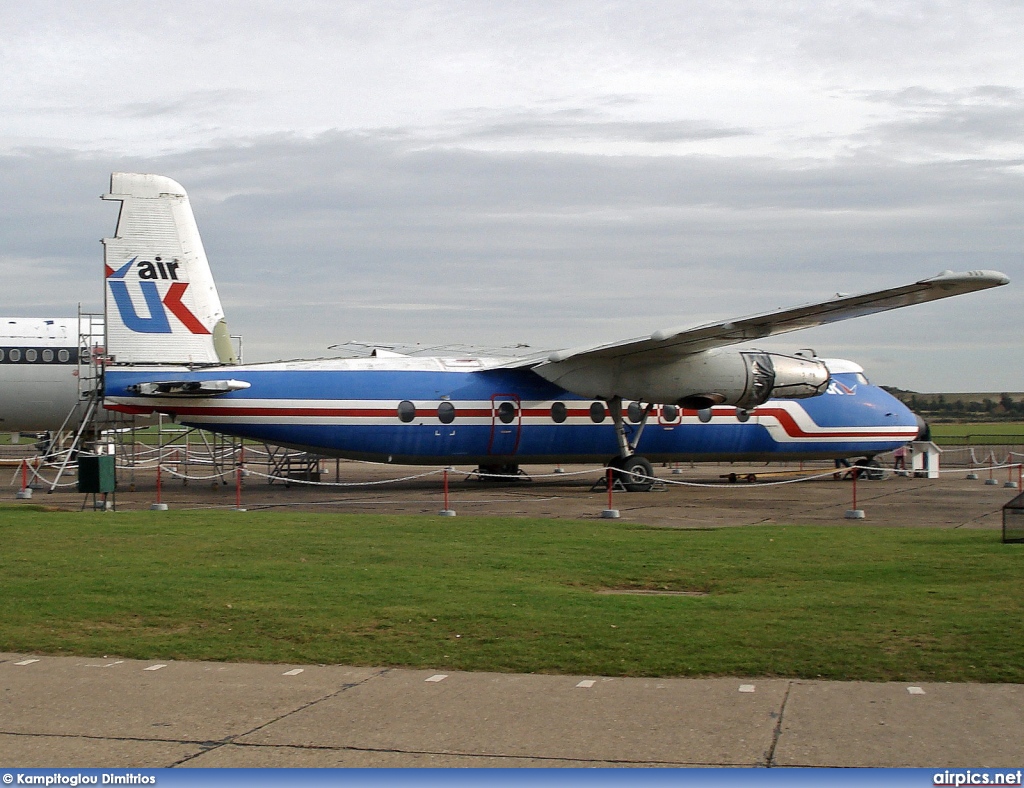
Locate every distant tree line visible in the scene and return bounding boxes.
[881,388,1024,422]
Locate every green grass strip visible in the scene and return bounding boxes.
[2,508,1022,682]
[929,422,1024,445]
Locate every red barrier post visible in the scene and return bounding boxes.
[844,466,865,519]
[15,459,32,499]
[150,456,168,510]
[601,467,620,519]
[985,454,998,485]
[235,464,243,510]
[439,467,455,516]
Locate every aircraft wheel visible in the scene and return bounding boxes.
[615,455,655,492]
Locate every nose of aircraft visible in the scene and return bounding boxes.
[915,413,931,442]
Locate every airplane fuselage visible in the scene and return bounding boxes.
[0,318,83,433]
[104,358,919,465]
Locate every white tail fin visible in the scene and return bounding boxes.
[103,173,236,365]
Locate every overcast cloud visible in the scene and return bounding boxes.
[0,1,1021,391]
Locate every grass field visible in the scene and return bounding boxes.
[930,423,1024,446]
[2,507,1022,682]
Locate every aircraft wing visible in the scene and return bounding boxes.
[535,269,1008,366]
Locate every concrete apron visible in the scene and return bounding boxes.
[2,653,1022,768]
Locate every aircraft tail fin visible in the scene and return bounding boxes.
[103,173,236,365]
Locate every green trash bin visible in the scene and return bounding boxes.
[78,454,116,494]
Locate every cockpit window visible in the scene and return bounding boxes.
[855,373,869,385]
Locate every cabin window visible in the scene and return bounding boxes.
[497,401,517,424]
[697,408,713,423]
[25,349,37,362]
[662,404,678,421]
[627,402,644,423]
[589,402,606,423]
[397,400,417,423]
[736,408,751,423]
[42,349,54,362]
[437,402,456,424]
[58,349,70,362]
[550,402,567,423]
[0,349,4,362]
[8,349,20,362]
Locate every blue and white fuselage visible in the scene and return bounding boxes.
[104,357,919,465]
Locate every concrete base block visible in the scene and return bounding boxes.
[984,478,998,485]
[439,509,456,517]
[844,509,866,520]
[15,489,32,499]
[149,503,168,511]
[601,509,620,519]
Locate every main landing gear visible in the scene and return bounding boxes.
[606,396,656,492]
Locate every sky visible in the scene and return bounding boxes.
[0,0,1021,392]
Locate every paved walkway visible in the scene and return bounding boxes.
[1,653,1021,767]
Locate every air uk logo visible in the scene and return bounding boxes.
[106,256,210,335]
[826,380,857,396]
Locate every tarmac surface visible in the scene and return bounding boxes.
[3,652,1023,768]
[4,456,1023,768]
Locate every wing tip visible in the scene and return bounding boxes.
[922,269,1010,288]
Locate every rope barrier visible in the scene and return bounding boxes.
[158,466,235,482]
[10,434,1024,499]
[12,456,1024,491]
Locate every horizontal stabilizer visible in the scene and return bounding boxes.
[126,379,251,397]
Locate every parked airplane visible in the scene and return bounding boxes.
[0,317,84,436]
[100,173,1009,489]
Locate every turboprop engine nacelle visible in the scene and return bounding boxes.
[533,350,830,410]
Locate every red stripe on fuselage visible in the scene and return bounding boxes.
[754,406,915,439]
[110,400,913,440]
